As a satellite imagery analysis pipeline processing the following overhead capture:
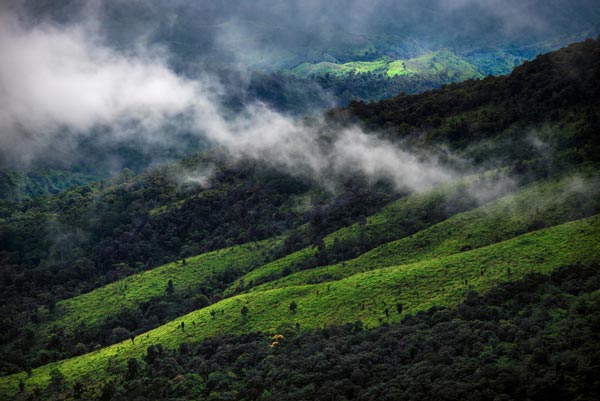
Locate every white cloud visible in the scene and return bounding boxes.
[0,9,455,192]
[0,12,200,161]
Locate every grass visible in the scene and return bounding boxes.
[20,175,484,367]
[291,50,483,80]
[225,177,490,295]
[37,237,283,335]
[388,49,481,79]
[40,174,483,334]
[3,214,599,397]
[291,58,391,76]
[232,173,600,293]
[341,57,391,74]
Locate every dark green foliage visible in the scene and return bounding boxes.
[236,70,482,114]
[125,358,140,380]
[0,169,96,201]
[48,368,64,392]
[57,263,600,401]
[165,280,174,295]
[335,38,600,166]
[2,37,600,400]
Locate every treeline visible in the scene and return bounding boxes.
[22,263,599,401]
[228,68,482,115]
[235,184,482,292]
[0,169,96,202]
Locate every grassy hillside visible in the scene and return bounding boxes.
[2,214,599,397]
[35,177,475,334]
[231,172,600,293]
[292,50,483,80]
[78,263,600,401]
[24,175,482,357]
[3,173,489,373]
[224,176,489,295]
[387,50,481,79]
[37,237,283,335]
[2,153,402,375]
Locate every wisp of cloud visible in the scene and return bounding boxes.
[0,8,455,192]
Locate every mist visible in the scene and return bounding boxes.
[2,1,598,192]
[0,6,462,193]
[10,0,600,70]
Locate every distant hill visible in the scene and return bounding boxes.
[335,37,600,164]
[292,49,483,79]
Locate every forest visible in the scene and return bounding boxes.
[49,263,600,401]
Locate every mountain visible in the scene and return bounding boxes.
[1,36,599,400]
[337,37,600,162]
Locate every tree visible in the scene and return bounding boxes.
[193,294,210,309]
[49,368,65,391]
[99,381,116,401]
[126,358,140,380]
[179,342,189,355]
[73,381,84,398]
[289,301,298,314]
[110,327,131,343]
[73,342,87,356]
[166,279,174,295]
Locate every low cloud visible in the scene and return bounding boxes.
[198,104,455,192]
[0,10,203,164]
[0,9,457,193]
[179,164,216,189]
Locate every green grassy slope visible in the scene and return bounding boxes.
[3,214,599,397]
[225,177,489,295]
[292,50,483,80]
[23,175,483,366]
[232,173,600,293]
[38,176,480,334]
[387,50,481,79]
[39,238,283,335]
